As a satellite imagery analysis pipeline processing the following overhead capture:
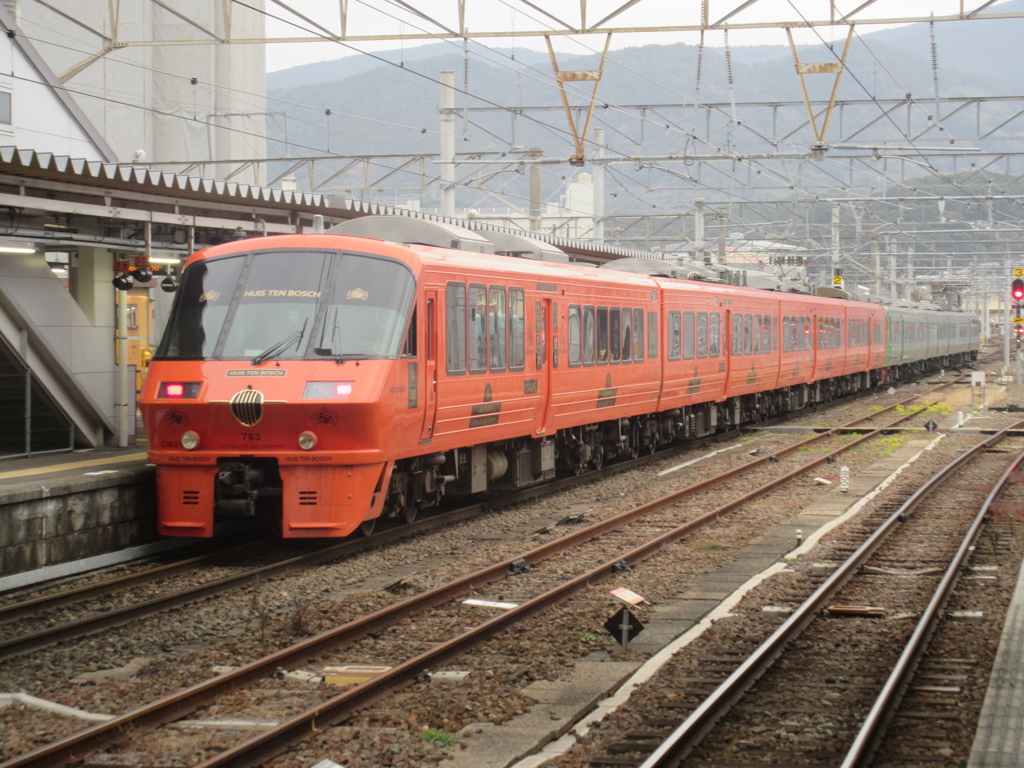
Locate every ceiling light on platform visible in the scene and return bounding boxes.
[0,244,35,254]
[148,256,181,264]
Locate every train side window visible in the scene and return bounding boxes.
[771,317,778,351]
[509,288,525,371]
[752,314,762,354]
[743,314,753,355]
[535,302,546,369]
[732,314,743,355]
[709,312,720,357]
[668,311,681,360]
[696,312,708,358]
[597,306,609,364]
[783,317,790,352]
[469,284,487,374]
[683,311,695,359]
[633,308,644,362]
[584,306,596,365]
[621,308,632,362]
[648,311,658,358]
[402,308,417,357]
[568,305,582,367]
[489,286,506,372]
[610,308,621,363]
[445,282,466,375]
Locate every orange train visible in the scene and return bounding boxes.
[140,226,979,538]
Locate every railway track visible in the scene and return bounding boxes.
[600,420,1024,768]
[0,377,970,662]
[0,377,981,768]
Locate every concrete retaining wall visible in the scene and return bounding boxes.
[0,466,157,576]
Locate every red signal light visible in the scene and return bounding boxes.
[1013,278,1024,301]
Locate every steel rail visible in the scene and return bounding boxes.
[0,539,269,624]
[839,447,1024,768]
[0,375,946,658]
[187,399,964,768]
[0,379,959,768]
[638,416,1024,768]
[181,398,968,767]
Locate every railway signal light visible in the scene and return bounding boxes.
[1013,278,1024,302]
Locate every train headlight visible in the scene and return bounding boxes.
[303,381,355,399]
[181,431,200,450]
[298,431,317,450]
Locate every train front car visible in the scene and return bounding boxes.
[140,235,421,538]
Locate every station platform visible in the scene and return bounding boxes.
[0,443,156,582]
[969,554,1024,767]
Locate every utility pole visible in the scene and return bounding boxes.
[440,70,456,217]
[593,128,605,243]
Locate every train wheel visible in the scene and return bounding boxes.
[402,497,419,525]
[359,517,377,536]
[591,446,604,471]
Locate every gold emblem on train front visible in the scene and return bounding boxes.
[347,288,369,301]
[230,388,264,427]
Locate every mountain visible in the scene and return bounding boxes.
[263,6,1024,208]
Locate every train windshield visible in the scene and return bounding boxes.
[155,249,415,361]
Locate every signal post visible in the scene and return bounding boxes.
[1013,269,1024,383]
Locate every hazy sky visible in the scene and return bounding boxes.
[262,0,1017,72]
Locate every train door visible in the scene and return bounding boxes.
[419,291,438,442]
[535,298,554,434]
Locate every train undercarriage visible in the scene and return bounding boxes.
[213,352,974,536]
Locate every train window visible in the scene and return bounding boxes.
[669,311,681,361]
[469,284,487,374]
[697,312,708,358]
[568,305,582,367]
[783,317,790,352]
[621,308,633,363]
[445,282,466,375]
[584,306,596,365]
[743,314,753,355]
[489,286,506,372]
[597,307,609,364]
[610,308,621,363]
[732,314,742,355]
[154,255,240,360]
[648,311,658,358]
[683,311,695,359]
[401,309,417,357]
[709,313,720,357]
[634,308,644,362]
[509,288,525,371]
[772,317,778,351]
[535,302,546,369]
[752,315,762,354]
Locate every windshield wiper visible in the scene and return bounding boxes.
[252,319,307,366]
[313,348,369,364]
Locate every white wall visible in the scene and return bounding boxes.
[17,1,266,182]
[0,32,107,159]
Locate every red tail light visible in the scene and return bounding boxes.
[158,382,202,398]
